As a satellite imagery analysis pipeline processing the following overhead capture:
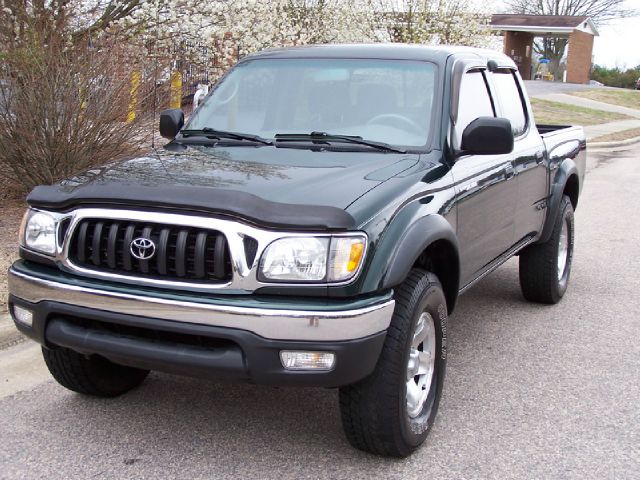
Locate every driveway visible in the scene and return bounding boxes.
[1,146,639,479]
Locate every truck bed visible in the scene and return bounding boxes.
[538,124,587,199]
[537,124,574,136]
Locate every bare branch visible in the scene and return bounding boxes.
[505,0,638,24]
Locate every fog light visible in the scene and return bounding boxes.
[12,305,33,327]
[280,351,336,371]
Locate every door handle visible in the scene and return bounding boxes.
[535,151,545,164]
[504,163,516,180]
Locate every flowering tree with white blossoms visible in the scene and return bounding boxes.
[119,0,379,65]
[378,0,492,47]
[8,0,493,73]
[125,0,492,55]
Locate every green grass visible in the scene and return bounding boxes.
[568,89,640,111]
[530,98,632,126]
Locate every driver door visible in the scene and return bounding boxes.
[451,69,518,286]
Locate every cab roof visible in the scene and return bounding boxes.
[243,43,516,69]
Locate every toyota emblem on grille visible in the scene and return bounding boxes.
[130,237,156,260]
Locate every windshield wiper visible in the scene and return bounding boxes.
[274,131,406,153]
[180,127,273,145]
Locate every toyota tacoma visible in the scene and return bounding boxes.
[8,45,586,457]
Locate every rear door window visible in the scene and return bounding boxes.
[491,70,527,136]
[455,70,495,146]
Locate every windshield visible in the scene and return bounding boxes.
[187,58,437,148]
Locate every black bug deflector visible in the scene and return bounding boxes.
[27,183,357,230]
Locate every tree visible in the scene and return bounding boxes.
[379,0,492,47]
[506,0,636,24]
[124,0,379,64]
[505,0,638,79]
[0,0,147,46]
[284,0,379,45]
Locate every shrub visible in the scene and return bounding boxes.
[591,64,640,89]
[0,30,152,194]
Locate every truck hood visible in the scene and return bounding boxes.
[27,144,420,230]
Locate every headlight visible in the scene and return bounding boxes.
[259,235,366,283]
[260,237,329,282]
[19,209,59,255]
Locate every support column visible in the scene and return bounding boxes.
[503,31,534,80]
[566,30,594,84]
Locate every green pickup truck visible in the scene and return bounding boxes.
[8,44,585,457]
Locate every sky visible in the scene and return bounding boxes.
[592,5,640,68]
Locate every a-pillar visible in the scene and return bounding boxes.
[566,30,594,84]
[503,31,534,80]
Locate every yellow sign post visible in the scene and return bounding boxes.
[170,70,182,109]
[126,71,141,123]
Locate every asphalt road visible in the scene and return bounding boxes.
[522,80,599,97]
[1,146,639,479]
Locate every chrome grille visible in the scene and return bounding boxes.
[69,218,232,282]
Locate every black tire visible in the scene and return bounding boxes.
[339,269,447,457]
[42,346,149,397]
[519,195,575,304]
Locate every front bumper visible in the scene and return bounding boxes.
[8,262,394,386]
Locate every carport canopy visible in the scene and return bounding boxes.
[490,14,599,83]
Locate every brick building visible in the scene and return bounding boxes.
[490,15,599,84]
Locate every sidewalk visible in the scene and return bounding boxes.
[0,311,25,350]
[584,119,640,140]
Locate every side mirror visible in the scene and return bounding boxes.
[460,117,514,155]
[159,108,184,139]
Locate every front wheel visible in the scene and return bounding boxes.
[42,346,149,397]
[519,195,575,304]
[339,269,448,457]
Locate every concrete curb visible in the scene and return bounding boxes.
[588,135,640,150]
[0,312,26,351]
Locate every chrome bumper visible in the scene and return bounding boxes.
[8,268,394,342]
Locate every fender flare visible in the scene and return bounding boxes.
[538,158,578,244]
[375,214,460,311]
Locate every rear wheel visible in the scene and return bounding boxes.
[339,269,447,457]
[519,195,575,304]
[42,346,149,397]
